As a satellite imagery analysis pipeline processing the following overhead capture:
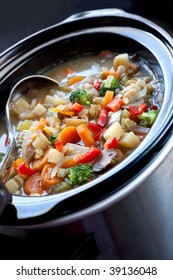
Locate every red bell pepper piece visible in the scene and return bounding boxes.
[129,103,147,120]
[129,106,140,120]
[107,96,124,112]
[94,127,106,141]
[70,102,84,112]
[138,103,147,114]
[104,137,118,149]
[88,122,101,134]
[150,105,158,110]
[76,146,101,164]
[94,81,102,91]
[55,140,63,151]
[97,108,108,127]
[17,162,36,179]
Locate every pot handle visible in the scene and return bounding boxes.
[61,8,128,24]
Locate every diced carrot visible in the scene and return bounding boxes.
[50,107,76,117]
[64,67,75,75]
[76,124,95,147]
[102,90,114,109]
[24,172,45,195]
[61,157,77,168]
[101,69,119,80]
[107,96,124,112]
[36,117,49,130]
[41,163,62,188]
[58,126,80,145]
[32,148,50,171]
[12,158,25,172]
[67,76,84,86]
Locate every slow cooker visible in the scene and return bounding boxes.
[0,8,173,260]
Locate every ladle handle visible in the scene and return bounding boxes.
[0,179,12,218]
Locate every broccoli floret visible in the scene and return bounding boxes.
[49,135,57,146]
[99,75,120,96]
[138,110,159,127]
[68,164,94,185]
[69,89,91,106]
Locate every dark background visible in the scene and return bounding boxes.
[1,0,172,53]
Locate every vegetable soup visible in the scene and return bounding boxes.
[4,51,161,196]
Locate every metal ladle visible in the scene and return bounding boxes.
[0,74,115,220]
[0,75,59,217]
[6,75,60,136]
[0,73,101,220]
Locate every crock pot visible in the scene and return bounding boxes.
[0,8,173,259]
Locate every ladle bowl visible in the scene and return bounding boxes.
[0,75,59,217]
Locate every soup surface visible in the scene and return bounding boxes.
[4,51,161,196]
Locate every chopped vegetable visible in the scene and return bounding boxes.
[68,164,94,185]
[24,172,44,195]
[4,51,160,197]
[17,162,36,179]
[103,122,124,141]
[69,89,91,106]
[119,131,140,148]
[70,102,84,112]
[94,127,106,141]
[106,96,124,112]
[12,158,25,172]
[104,137,118,149]
[102,90,114,109]
[76,146,101,164]
[50,107,75,116]
[32,132,50,150]
[49,135,57,146]
[58,126,81,145]
[88,122,102,134]
[99,75,120,96]
[77,124,95,147]
[32,148,50,171]
[61,156,77,168]
[93,81,102,91]
[97,108,108,127]
[47,148,64,164]
[67,76,84,86]
[138,110,159,127]
[129,103,147,121]
[41,163,63,187]
[92,149,117,172]
[55,140,63,151]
